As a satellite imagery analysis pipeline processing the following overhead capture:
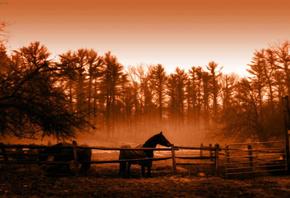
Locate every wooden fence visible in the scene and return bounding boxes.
[224,142,287,176]
[0,142,221,176]
[172,144,221,175]
[2,141,287,177]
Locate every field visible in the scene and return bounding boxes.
[1,150,290,198]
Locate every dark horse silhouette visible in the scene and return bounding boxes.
[119,132,171,178]
[39,142,92,172]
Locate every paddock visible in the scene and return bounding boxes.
[0,141,288,177]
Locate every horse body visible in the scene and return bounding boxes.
[119,132,171,178]
[39,142,92,172]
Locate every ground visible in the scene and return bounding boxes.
[0,150,290,197]
[1,164,290,198]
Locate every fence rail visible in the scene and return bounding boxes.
[0,142,220,176]
[224,142,287,176]
[1,141,287,177]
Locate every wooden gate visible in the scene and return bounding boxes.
[225,142,287,176]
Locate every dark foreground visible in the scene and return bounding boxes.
[0,163,290,198]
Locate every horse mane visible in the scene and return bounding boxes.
[143,133,160,148]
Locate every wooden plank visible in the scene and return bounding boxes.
[175,156,214,160]
[226,168,287,175]
[0,144,176,151]
[78,146,175,151]
[176,146,217,151]
[72,141,79,176]
[283,96,290,172]
[2,145,56,149]
[88,157,172,164]
[226,148,285,153]
[214,144,219,176]
[176,163,214,166]
[226,141,284,146]
[248,145,254,168]
[1,152,68,156]
[0,143,8,161]
[171,144,177,175]
[209,144,213,161]
[226,166,259,171]
[200,143,203,157]
[0,161,71,164]
[226,153,284,159]
[225,145,230,165]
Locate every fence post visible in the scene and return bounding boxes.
[72,141,79,176]
[209,144,213,161]
[225,145,230,164]
[171,144,177,175]
[248,144,254,168]
[214,144,219,176]
[200,143,203,157]
[283,96,290,172]
[0,143,8,161]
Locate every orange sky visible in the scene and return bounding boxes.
[1,0,290,75]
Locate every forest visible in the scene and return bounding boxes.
[0,32,289,144]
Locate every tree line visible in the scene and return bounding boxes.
[0,39,289,143]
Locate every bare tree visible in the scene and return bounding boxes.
[0,42,90,139]
[274,41,290,103]
[202,71,211,129]
[58,50,78,112]
[101,51,124,137]
[148,64,167,126]
[167,67,188,134]
[220,73,238,111]
[206,61,223,119]
[86,49,102,118]
[0,21,9,46]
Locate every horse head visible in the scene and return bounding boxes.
[156,132,171,147]
[144,132,171,148]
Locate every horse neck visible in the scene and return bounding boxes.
[143,137,158,148]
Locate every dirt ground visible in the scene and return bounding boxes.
[1,151,290,198]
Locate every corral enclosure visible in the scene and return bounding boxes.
[0,142,219,174]
[225,142,288,177]
[1,146,290,198]
[1,138,290,198]
[1,139,287,178]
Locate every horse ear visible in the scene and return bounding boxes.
[160,131,163,135]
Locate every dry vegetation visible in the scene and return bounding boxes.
[1,151,290,198]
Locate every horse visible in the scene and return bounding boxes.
[119,132,171,178]
[39,142,92,172]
